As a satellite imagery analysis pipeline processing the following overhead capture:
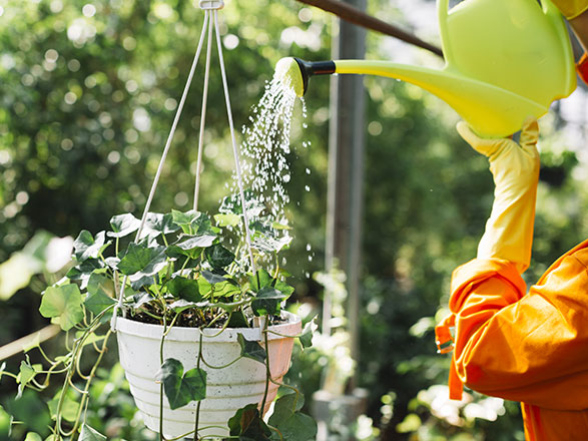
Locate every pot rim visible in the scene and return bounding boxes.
[115,310,302,343]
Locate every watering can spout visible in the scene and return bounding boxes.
[275,57,560,138]
[275,0,577,138]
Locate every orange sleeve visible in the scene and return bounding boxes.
[449,249,588,410]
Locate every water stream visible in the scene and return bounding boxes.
[225,76,306,271]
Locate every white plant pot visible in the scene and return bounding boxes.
[115,311,301,439]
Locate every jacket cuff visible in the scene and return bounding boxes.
[449,258,527,313]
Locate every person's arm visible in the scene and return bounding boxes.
[450,248,588,410]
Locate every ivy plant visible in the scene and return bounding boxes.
[2,198,317,441]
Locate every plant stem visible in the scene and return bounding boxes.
[260,315,271,415]
[159,315,167,441]
[193,332,204,441]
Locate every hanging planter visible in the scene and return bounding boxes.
[1,0,318,440]
[116,312,301,438]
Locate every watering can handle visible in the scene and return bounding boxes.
[437,0,452,63]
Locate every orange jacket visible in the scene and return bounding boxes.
[437,239,588,440]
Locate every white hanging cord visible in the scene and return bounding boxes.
[111,13,211,331]
[193,11,214,211]
[213,10,257,275]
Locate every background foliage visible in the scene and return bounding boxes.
[2,0,588,439]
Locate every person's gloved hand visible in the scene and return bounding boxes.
[457,117,540,274]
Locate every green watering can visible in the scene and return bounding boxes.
[276,0,577,137]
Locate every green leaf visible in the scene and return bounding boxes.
[251,287,287,317]
[237,334,266,364]
[130,292,155,309]
[79,424,107,441]
[268,391,303,427]
[205,244,235,269]
[24,433,43,441]
[17,359,38,387]
[157,359,207,410]
[171,210,215,235]
[249,269,273,293]
[16,358,42,399]
[202,269,227,285]
[214,213,241,227]
[274,280,295,297]
[117,243,167,276]
[84,273,116,316]
[227,310,249,328]
[48,392,80,423]
[39,284,83,331]
[73,230,106,262]
[272,412,317,441]
[0,405,10,439]
[212,280,241,298]
[166,277,202,302]
[299,318,317,349]
[107,213,141,238]
[176,234,217,251]
[143,212,180,237]
[228,403,272,440]
[66,259,105,287]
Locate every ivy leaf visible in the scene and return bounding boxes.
[227,310,249,328]
[214,213,241,227]
[176,234,217,251]
[272,412,317,441]
[268,391,304,428]
[212,280,241,298]
[142,212,180,238]
[66,259,105,289]
[251,287,287,317]
[24,433,43,441]
[171,210,216,235]
[249,269,273,293]
[228,403,272,440]
[107,213,141,238]
[16,357,42,399]
[274,280,295,297]
[48,391,80,423]
[130,292,155,309]
[237,334,266,364]
[157,359,207,410]
[166,277,202,302]
[117,243,167,276]
[79,424,107,441]
[84,274,116,316]
[205,244,235,269]
[129,274,156,291]
[168,298,211,314]
[73,231,106,262]
[202,269,228,285]
[39,284,83,331]
[299,318,317,349]
[253,233,292,254]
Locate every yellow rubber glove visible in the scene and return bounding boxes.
[550,0,588,19]
[457,117,540,274]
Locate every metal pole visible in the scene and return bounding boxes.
[325,0,366,389]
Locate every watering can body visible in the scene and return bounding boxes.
[293,0,578,137]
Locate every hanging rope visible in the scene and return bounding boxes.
[212,9,257,276]
[193,11,214,212]
[111,1,257,330]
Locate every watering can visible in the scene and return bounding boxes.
[276,0,577,137]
